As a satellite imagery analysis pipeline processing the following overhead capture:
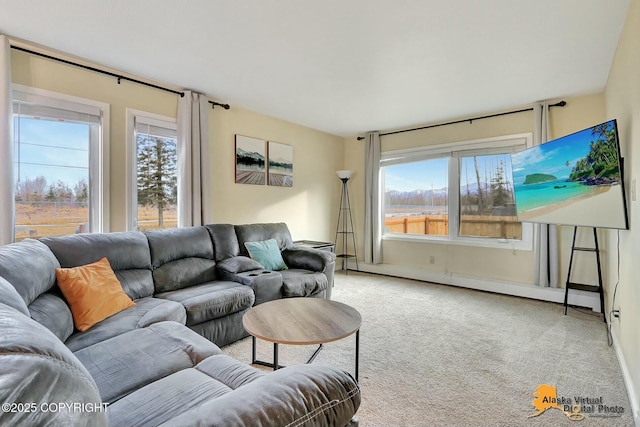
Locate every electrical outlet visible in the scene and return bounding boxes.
[429,256,435,265]
[612,309,621,320]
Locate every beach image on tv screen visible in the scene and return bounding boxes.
[510,119,628,229]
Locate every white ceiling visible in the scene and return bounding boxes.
[0,0,631,137]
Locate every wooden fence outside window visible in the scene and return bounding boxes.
[384,214,522,239]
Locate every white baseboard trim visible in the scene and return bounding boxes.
[347,262,601,312]
[610,326,640,427]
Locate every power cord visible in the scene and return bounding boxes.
[607,230,621,347]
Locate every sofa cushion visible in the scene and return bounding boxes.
[189,309,250,347]
[55,257,136,332]
[0,275,29,316]
[74,321,222,404]
[280,269,329,297]
[28,293,74,342]
[107,355,264,427]
[153,362,361,427]
[244,239,288,271]
[114,269,155,301]
[145,227,214,267]
[145,227,217,293]
[155,281,254,326]
[65,297,186,352]
[0,239,60,306]
[206,223,240,261]
[41,232,155,299]
[152,258,218,293]
[235,223,294,256]
[0,304,108,427]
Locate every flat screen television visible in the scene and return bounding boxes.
[510,119,628,229]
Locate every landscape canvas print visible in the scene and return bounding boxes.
[510,119,628,229]
[267,141,293,187]
[235,135,266,185]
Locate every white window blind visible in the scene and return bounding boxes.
[134,116,177,139]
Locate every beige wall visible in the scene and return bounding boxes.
[344,93,606,285]
[11,49,177,232]
[209,106,344,240]
[604,0,640,417]
[11,48,343,241]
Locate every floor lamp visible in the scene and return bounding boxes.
[334,170,358,274]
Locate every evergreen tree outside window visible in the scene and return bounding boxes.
[131,114,178,231]
[459,154,520,239]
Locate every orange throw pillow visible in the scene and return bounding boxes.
[55,257,136,332]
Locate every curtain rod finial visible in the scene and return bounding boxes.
[210,101,230,110]
[357,136,365,141]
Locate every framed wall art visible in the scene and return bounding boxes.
[235,135,266,185]
[268,141,293,187]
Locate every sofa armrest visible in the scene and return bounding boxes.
[217,256,264,274]
[161,364,360,427]
[218,269,283,306]
[282,247,336,272]
[137,299,187,328]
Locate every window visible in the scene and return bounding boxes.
[127,110,178,231]
[381,134,532,248]
[12,86,109,241]
[384,158,449,236]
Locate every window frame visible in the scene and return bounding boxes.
[125,109,178,231]
[381,133,534,250]
[12,84,110,236]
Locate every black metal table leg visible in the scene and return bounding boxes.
[252,336,257,364]
[273,343,279,370]
[355,329,359,382]
[250,332,359,380]
[307,344,324,363]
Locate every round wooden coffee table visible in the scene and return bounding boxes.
[242,298,361,381]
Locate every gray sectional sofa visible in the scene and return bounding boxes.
[0,223,359,426]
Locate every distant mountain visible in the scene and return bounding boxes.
[386,188,444,198]
[386,182,491,200]
[237,148,265,163]
[236,148,266,172]
[460,181,491,195]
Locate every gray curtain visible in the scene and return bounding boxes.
[364,131,382,264]
[177,91,211,227]
[0,35,13,245]
[532,101,559,287]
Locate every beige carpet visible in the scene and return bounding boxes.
[222,272,634,427]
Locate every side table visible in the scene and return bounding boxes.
[293,240,335,253]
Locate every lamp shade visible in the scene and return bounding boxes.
[336,170,353,179]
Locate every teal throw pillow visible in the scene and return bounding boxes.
[244,239,288,271]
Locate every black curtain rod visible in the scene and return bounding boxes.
[10,45,230,110]
[357,100,566,140]
[210,101,231,110]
